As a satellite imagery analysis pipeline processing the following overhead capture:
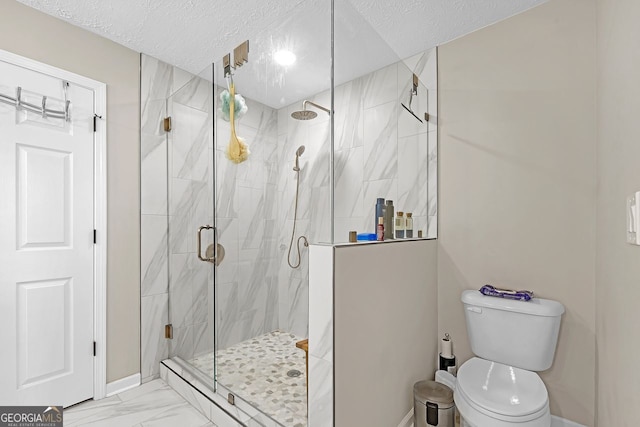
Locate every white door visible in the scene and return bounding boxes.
[0,59,95,407]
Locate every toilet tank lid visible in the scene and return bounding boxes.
[461,290,565,317]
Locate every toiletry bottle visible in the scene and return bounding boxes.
[376,217,384,241]
[384,200,394,240]
[405,212,414,238]
[395,212,405,239]
[375,198,385,232]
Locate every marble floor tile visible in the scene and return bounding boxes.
[65,379,213,427]
[63,395,123,426]
[190,330,307,427]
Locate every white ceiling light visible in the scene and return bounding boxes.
[273,50,296,66]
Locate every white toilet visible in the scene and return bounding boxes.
[454,290,565,427]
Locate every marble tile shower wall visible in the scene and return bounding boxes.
[214,86,282,351]
[142,54,189,381]
[215,78,328,348]
[276,90,332,341]
[141,56,280,379]
[274,48,438,351]
[141,54,307,382]
[141,49,437,383]
[331,49,438,242]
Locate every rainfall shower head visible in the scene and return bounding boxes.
[293,145,305,171]
[291,110,317,120]
[291,100,330,121]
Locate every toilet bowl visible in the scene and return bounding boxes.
[452,290,565,427]
[455,357,550,427]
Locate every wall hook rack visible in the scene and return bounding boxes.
[223,40,249,78]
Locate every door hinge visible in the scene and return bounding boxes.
[93,114,102,132]
[93,341,96,356]
[93,229,97,244]
[163,116,172,132]
[165,324,173,339]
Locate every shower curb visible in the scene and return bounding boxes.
[160,359,282,427]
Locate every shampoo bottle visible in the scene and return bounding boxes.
[395,211,405,239]
[405,212,414,238]
[384,200,394,240]
[375,198,385,232]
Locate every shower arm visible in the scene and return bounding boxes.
[303,100,330,114]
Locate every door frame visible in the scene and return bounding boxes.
[0,49,108,400]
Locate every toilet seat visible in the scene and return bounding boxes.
[456,357,550,425]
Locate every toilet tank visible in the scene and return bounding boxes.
[461,290,565,371]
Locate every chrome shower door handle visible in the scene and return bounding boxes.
[197,225,215,263]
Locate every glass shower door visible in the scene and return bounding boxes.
[211,3,331,425]
[166,66,216,387]
[212,65,310,426]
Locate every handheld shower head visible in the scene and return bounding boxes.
[293,145,305,171]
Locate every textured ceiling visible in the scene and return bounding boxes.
[15,0,546,107]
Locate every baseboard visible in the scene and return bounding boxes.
[551,415,586,427]
[105,373,141,397]
[398,408,413,427]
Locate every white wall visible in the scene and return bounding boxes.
[437,0,597,424]
[596,0,640,424]
[0,0,141,383]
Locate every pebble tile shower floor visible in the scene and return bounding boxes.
[189,330,307,427]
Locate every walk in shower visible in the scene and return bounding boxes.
[140,0,437,425]
[207,4,331,424]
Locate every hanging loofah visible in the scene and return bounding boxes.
[225,82,250,164]
[218,88,248,122]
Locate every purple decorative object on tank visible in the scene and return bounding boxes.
[479,285,534,301]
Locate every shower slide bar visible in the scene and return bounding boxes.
[0,86,70,121]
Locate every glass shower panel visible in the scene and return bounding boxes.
[396,60,432,239]
[213,1,331,425]
[166,65,216,387]
[331,0,435,243]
